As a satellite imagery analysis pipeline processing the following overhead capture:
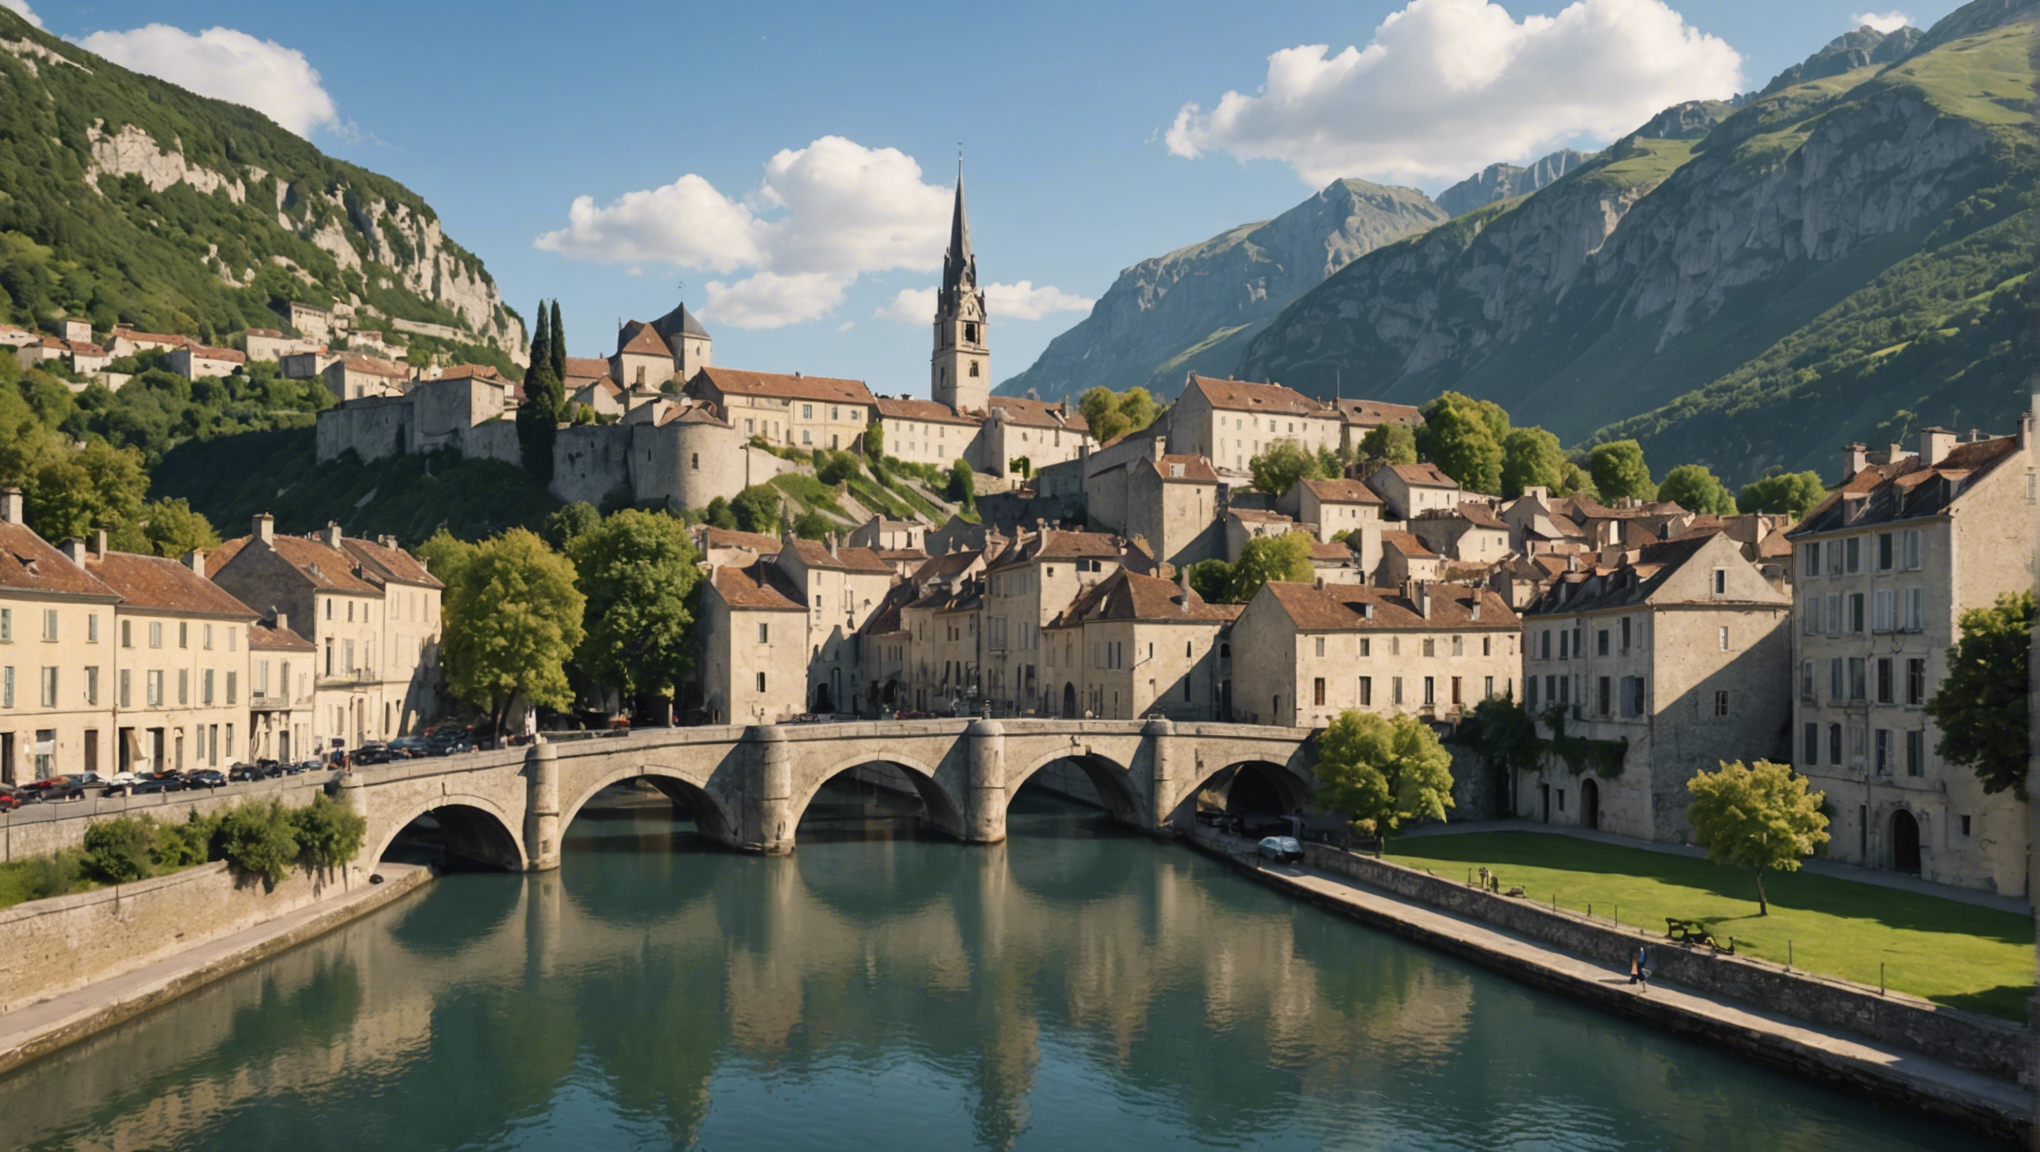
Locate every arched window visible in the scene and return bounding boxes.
[965,322,978,343]
[968,361,980,378]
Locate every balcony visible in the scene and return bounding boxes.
[316,669,380,689]
[250,690,313,712]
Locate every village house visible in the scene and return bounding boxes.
[1788,423,2034,895]
[248,614,316,765]
[1517,531,1793,843]
[1365,462,1462,521]
[0,489,122,784]
[688,366,876,453]
[1330,398,1424,458]
[1377,531,1443,586]
[979,397,1091,479]
[858,547,991,716]
[1041,569,1239,721]
[1230,579,1519,729]
[874,396,983,470]
[320,354,413,401]
[244,328,319,364]
[166,343,246,380]
[1166,375,1343,473]
[107,326,186,359]
[980,529,1142,716]
[1410,503,1512,565]
[699,563,808,726]
[1126,453,1224,569]
[772,535,898,714]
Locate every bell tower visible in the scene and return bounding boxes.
[931,165,988,414]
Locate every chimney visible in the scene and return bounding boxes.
[93,527,106,558]
[1415,580,1430,618]
[825,532,838,558]
[60,537,86,565]
[323,521,344,549]
[378,534,397,549]
[1471,599,1483,622]
[1919,427,1955,467]
[1887,443,1906,467]
[1314,575,1325,589]
[1362,602,1374,620]
[1842,443,1868,477]
[0,486,21,525]
[182,549,206,579]
[1566,555,1579,573]
[273,610,289,635]
[254,513,274,545]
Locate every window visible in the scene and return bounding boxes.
[119,669,130,708]
[1803,722,1819,765]
[1902,587,1924,632]
[1620,617,1632,651]
[1800,542,1820,578]
[1873,589,1894,632]
[0,607,8,643]
[1359,676,1373,706]
[757,672,767,693]
[1423,676,1435,706]
[226,671,237,707]
[87,614,97,644]
[1597,676,1611,716]
[1559,630,1569,660]
[149,621,163,648]
[1828,723,1843,765]
[203,624,213,650]
[802,404,813,419]
[179,622,188,648]
[1829,657,1843,700]
[1712,569,1727,595]
[1845,536,1861,574]
[1526,677,1539,710]
[1800,661,1815,701]
[121,619,131,647]
[178,669,189,705]
[33,729,52,774]
[1596,629,1609,656]
[1959,815,1971,837]
[1877,532,1893,571]
[84,666,98,706]
[1802,597,1818,635]
[1827,544,1843,576]
[1314,637,1326,658]
[147,670,163,707]
[1422,638,1435,657]
[1848,594,1865,635]
[1848,658,1866,700]
[1900,529,1921,570]
[1825,595,1840,635]
[202,670,215,705]
[1453,635,1464,657]
[1905,729,1924,776]
[325,598,333,621]
[1392,677,1404,706]
[1482,637,1491,657]
[1313,678,1326,706]
[1540,631,1551,660]
[1874,729,1892,774]
[1484,676,1495,700]
[1718,626,1730,651]
[1875,658,1893,704]
[39,666,55,707]
[1714,690,1729,717]
[41,608,56,641]
[1905,658,1926,706]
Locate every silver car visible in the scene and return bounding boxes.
[1256,836,1303,863]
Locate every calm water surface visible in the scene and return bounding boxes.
[0,794,1975,1150]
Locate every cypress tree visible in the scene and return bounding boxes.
[517,300,561,481]
[524,299,551,390]
[549,300,566,382]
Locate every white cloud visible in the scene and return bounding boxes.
[1850,11,1911,33]
[538,136,1087,330]
[80,25,339,138]
[877,281,1094,326]
[2,1,44,30]
[836,321,856,333]
[1165,0,1744,187]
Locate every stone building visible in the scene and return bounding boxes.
[244,328,318,364]
[979,397,1090,479]
[1286,477,1384,575]
[78,544,256,776]
[1166,375,1342,473]
[320,353,412,401]
[1516,531,1792,843]
[1410,503,1511,565]
[773,536,899,714]
[687,366,876,452]
[1230,579,1519,729]
[0,489,122,784]
[610,302,712,390]
[932,172,990,415]
[1788,424,2034,894]
[1365,462,1462,522]
[1330,398,1424,457]
[858,547,991,716]
[874,396,982,470]
[1126,453,1224,570]
[248,615,316,764]
[981,530,1143,716]
[1224,509,1299,563]
[699,563,808,726]
[107,327,187,359]
[1040,569,1239,721]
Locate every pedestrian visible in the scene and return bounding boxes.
[1639,945,1650,990]
[1629,947,1639,985]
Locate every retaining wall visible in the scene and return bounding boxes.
[0,775,334,863]
[1299,841,2030,1086]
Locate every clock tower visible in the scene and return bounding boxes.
[931,169,988,413]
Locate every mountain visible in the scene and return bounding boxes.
[993,179,1448,404]
[1435,149,1593,217]
[1234,1,2038,482]
[0,10,523,360]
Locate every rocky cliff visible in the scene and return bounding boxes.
[0,10,523,361]
[994,179,1447,403]
[1235,1,2037,481]
[1434,149,1592,217]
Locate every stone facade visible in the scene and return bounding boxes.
[1166,375,1342,472]
[700,565,808,725]
[1125,453,1223,569]
[0,493,123,784]
[689,366,875,453]
[981,530,1140,716]
[1040,569,1238,720]
[931,176,989,415]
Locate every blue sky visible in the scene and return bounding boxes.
[12,1,1964,396]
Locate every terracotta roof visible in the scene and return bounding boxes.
[711,563,806,610]
[616,322,672,358]
[1334,398,1424,427]
[245,328,285,338]
[1308,539,1358,561]
[784,537,896,574]
[1381,530,1437,558]
[696,366,874,407]
[989,395,1089,432]
[988,529,1128,570]
[249,619,315,651]
[1052,568,1237,626]
[112,328,187,347]
[331,354,410,380]
[875,396,982,426]
[1416,502,1507,530]
[1259,581,1518,631]
[211,534,381,594]
[1301,477,1382,505]
[700,527,783,555]
[1381,463,1459,489]
[658,403,731,428]
[908,548,982,584]
[83,551,254,617]
[1790,435,2022,536]
[341,537,443,590]
[1229,508,1293,524]
[0,521,116,598]
[1183,375,1330,417]
[562,356,612,381]
[435,364,505,383]
[187,344,246,363]
[1523,534,1733,616]
[1152,454,1220,483]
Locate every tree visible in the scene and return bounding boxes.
[1737,469,1827,518]
[567,509,703,702]
[1685,760,1830,915]
[1417,392,1506,494]
[539,501,600,552]
[1227,532,1314,602]
[1925,591,2034,799]
[440,528,586,733]
[1185,559,1232,604]
[1116,386,1158,432]
[414,528,477,592]
[1248,439,1324,496]
[548,300,566,383]
[1556,460,1596,499]
[1358,422,1417,466]
[1499,426,1566,498]
[1657,463,1736,515]
[290,793,367,875]
[1079,387,1131,443]
[862,422,884,461]
[140,496,220,557]
[1588,440,1655,502]
[1463,696,1540,774]
[946,459,976,511]
[1313,710,1454,851]
[731,484,781,535]
[216,800,301,886]
[791,509,836,539]
[703,496,738,530]
[82,815,158,883]
[517,300,564,482]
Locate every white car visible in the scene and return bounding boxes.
[1256,836,1303,863]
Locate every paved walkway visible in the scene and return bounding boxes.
[1399,818,2032,915]
[1192,832,2029,1141]
[0,864,429,1076]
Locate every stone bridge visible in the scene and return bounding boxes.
[336,719,1317,880]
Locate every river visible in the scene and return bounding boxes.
[0,791,1973,1150]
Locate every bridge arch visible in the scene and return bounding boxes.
[366,792,528,872]
[1165,757,1315,829]
[791,750,965,840]
[558,762,740,847]
[1007,747,1145,825]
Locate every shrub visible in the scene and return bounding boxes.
[292,793,368,873]
[154,811,216,869]
[82,816,158,884]
[217,801,300,885]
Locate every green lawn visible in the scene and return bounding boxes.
[1384,832,2034,1021]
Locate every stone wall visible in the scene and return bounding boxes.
[0,776,332,862]
[1297,841,2029,1085]
[464,419,522,467]
[552,423,630,507]
[315,397,410,464]
[0,859,357,1016]
[1443,743,1507,821]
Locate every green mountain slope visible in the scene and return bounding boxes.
[1235,1,2038,482]
[0,9,522,356]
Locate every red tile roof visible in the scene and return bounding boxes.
[1183,375,1331,417]
[331,354,411,380]
[1259,581,1518,631]
[1052,568,1237,625]
[562,356,612,381]
[1382,463,1459,489]
[249,619,315,651]
[784,537,897,574]
[1301,477,1382,504]
[616,322,672,358]
[1381,530,1438,558]
[696,366,875,407]
[875,396,983,426]
[341,536,443,590]
[989,395,1088,432]
[1334,398,1424,427]
[711,563,806,610]
[211,534,381,594]
[0,521,116,598]
[84,551,256,617]
[1152,454,1220,483]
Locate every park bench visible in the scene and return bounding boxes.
[1664,917,1735,954]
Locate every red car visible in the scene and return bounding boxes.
[0,787,22,811]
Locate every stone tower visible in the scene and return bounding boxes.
[931,170,988,414]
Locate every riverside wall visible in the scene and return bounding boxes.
[1291,838,2028,1085]
[0,775,334,863]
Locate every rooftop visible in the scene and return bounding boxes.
[1259,580,1518,631]
[697,366,876,407]
[84,551,255,618]
[1183,375,1330,418]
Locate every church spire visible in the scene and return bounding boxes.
[930,156,988,415]
[941,164,976,305]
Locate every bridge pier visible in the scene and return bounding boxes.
[1145,717,1180,834]
[747,726,795,855]
[524,742,561,872]
[966,719,1007,844]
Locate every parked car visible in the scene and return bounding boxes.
[0,786,23,811]
[99,771,142,795]
[286,759,321,775]
[353,743,396,766]
[228,763,263,783]
[1256,836,1303,864]
[424,732,472,756]
[22,775,87,802]
[184,769,227,789]
[387,736,428,759]
[129,774,185,795]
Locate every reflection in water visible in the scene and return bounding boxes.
[0,792,1977,1151]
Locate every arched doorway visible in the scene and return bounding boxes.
[810,681,833,714]
[1061,682,1077,719]
[1890,809,1921,874]
[1580,778,1600,831]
